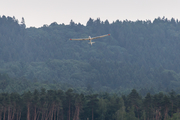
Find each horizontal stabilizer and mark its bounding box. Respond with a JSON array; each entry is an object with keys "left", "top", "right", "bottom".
[{"left": 89, "top": 42, "right": 95, "bottom": 45}]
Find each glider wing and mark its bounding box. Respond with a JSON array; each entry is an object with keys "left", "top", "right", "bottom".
[
  {"left": 70, "top": 38, "right": 90, "bottom": 41},
  {"left": 91, "top": 34, "right": 110, "bottom": 40}
]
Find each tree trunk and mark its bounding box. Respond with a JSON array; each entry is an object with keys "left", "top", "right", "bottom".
[
  {"left": 164, "top": 107, "right": 168, "bottom": 120},
  {"left": 92, "top": 108, "right": 93, "bottom": 120},
  {"left": 57, "top": 107, "right": 59, "bottom": 120},
  {"left": 76, "top": 106, "right": 80, "bottom": 120},
  {"left": 37, "top": 112, "right": 41, "bottom": 120},
  {"left": 16, "top": 112, "right": 18, "bottom": 120},
  {"left": 0, "top": 109, "right": 2, "bottom": 120},
  {"left": 54, "top": 107, "right": 56, "bottom": 120},
  {"left": 3, "top": 107, "right": 6, "bottom": 120},
  {"left": 41, "top": 109, "right": 45, "bottom": 120},
  {"left": 51, "top": 104, "right": 55, "bottom": 120},
  {"left": 73, "top": 106, "right": 76, "bottom": 120},
  {"left": 11, "top": 107, "right": 16, "bottom": 120},
  {"left": 62, "top": 109, "right": 64, "bottom": 120},
  {"left": 8, "top": 106, "right": 10, "bottom": 120},
  {"left": 68, "top": 100, "right": 70, "bottom": 120},
  {"left": 34, "top": 106, "right": 37, "bottom": 120},
  {"left": 18, "top": 111, "right": 21, "bottom": 120},
  {"left": 27, "top": 103, "right": 30, "bottom": 120},
  {"left": 73, "top": 103, "right": 81, "bottom": 120}
]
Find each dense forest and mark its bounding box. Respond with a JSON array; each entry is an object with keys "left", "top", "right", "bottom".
[
  {"left": 0, "top": 88, "right": 180, "bottom": 120},
  {"left": 0, "top": 15, "right": 180, "bottom": 94}
]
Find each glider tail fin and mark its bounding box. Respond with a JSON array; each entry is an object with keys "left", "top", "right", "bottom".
[{"left": 89, "top": 42, "right": 95, "bottom": 45}]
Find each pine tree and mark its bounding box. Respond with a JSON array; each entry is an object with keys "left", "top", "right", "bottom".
[
  {"left": 143, "top": 93, "right": 153, "bottom": 120},
  {"left": 65, "top": 89, "right": 74, "bottom": 120},
  {"left": 87, "top": 94, "right": 99, "bottom": 120}
]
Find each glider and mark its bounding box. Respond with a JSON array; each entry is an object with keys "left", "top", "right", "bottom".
[{"left": 70, "top": 34, "right": 110, "bottom": 45}]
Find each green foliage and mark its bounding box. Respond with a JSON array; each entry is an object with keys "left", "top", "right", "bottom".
[
  {"left": 1, "top": 60, "right": 180, "bottom": 94},
  {"left": 1, "top": 15, "right": 180, "bottom": 94},
  {"left": 125, "top": 107, "right": 138, "bottom": 120},
  {"left": 169, "top": 111, "right": 180, "bottom": 120},
  {"left": 0, "top": 88, "right": 180, "bottom": 120}
]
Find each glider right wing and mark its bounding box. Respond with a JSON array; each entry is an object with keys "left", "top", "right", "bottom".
[{"left": 91, "top": 34, "right": 110, "bottom": 40}]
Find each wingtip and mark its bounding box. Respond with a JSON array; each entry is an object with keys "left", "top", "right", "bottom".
[
  {"left": 70, "top": 39, "right": 72, "bottom": 40},
  {"left": 108, "top": 34, "right": 110, "bottom": 36}
]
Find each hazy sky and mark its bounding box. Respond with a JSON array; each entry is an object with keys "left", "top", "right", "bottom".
[{"left": 1, "top": 0, "right": 180, "bottom": 28}]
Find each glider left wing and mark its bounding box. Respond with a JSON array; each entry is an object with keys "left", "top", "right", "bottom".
[{"left": 70, "top": 38, "right": 90, "bottom": 41}]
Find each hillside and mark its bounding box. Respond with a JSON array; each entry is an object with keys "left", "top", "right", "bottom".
[{"left": 0, "top": 15, "right": 180, "bottom": 93}]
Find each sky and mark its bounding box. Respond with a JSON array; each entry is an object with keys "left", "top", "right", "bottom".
[{"left": 1, "top": 0, "right": 180, "bottom": 28}]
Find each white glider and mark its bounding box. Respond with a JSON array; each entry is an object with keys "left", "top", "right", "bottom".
[{"left": 70, "top": 34, "right": 110, "bottom": 45}]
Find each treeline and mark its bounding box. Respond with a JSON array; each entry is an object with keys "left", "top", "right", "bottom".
[
  {"left": 1, "top": 15, "right": 180, "bottom": 70},
  {"left": 0, "top": 88, "right": 180, "bottom": 120},
  {"left": 1, "top": 15, "right": 180, "bottom": 92}
]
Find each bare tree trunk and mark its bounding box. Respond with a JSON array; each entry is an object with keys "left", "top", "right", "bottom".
[
  {"left": 68, "top": 100, "right": 71, "bottom": 120},
  {"left": 44, "top": 110, "right": 49, "bottom": 120},
  {"left": 54, "top": 107, "right": 57, "bottom": 120},
  {"left": 0, "top": 109, "right": 2, "bottom": 120},
  {"left": 76, "top": 106, "right": 80, "bottom": 120},
  {"left": 155, "top": 109, "right": 158, "bottom": 120},
  {"left": 34, "top": 106, "right": 37, "bottom": 120},
  {"left": 8, "top": 106, "right": 11, "bottom": 120},
  {"left": 41, "top": 112, "right": 44, "bottom": 120},
  {"left": 45, "top": 104, "right": 54, "bottom": 120},
  {"left": 41, "top": 110, "right": 45, "bottom": 120},
  {"left": 51, "top": 104, "right": 55, "bottom": 120},
  {"left": 164, "top": 108, "right": 168, "bottom": 120},
  {"left": 41, "top": 104, "right": 47, "bottom": 120},
  {"left": 19, "top": 112, "right": 21, "bottom": 120},
  {"left": 16, "top": 111, "right": 21, "bottom": 120},
  {"left": 16, "top": 112, "right": 18, "bottom": 120},
  {"left": 11, "top": 107, "right": 16, "bottom": 120},
  {"left": 57, "top": 107, "right": 59, "bottom": 120},
  {"left": 62, "top": 109, "right": 64, "bottom": 120},
  {"left": 73, "top": 104, "right": 81, "bottom": 120},
  {"left": 3, "top": 107, "right": 6, "bottom": 120},
  {"left": 27, "top": 103, "right": 30, "bottom": 120},
  {"left": 68, "top": 100, "right": 70, "bottom": 120},
  {"left": 37, "top": 111, "right": 41, "bottom": 120},
  {"left": 92, "top": 108, "right": 93, "bottom": 120},
  {"left": 73, "top": 107, "right": 77, "bottom": 120}
]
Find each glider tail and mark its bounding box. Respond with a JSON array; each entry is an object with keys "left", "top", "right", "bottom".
[{"left": 88, "top": 42, "right": 95, "bottom": 45}]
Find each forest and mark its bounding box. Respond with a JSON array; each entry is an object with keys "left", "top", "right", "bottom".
[
  {"left": 0, "top": 15, "right": 180, "bottom": 93},
  {"left": 1, "top": 88, "right": 180, "bottom": 120},
  {"left": 1, "top": 15, "right": 180, "bottom": 119}
]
